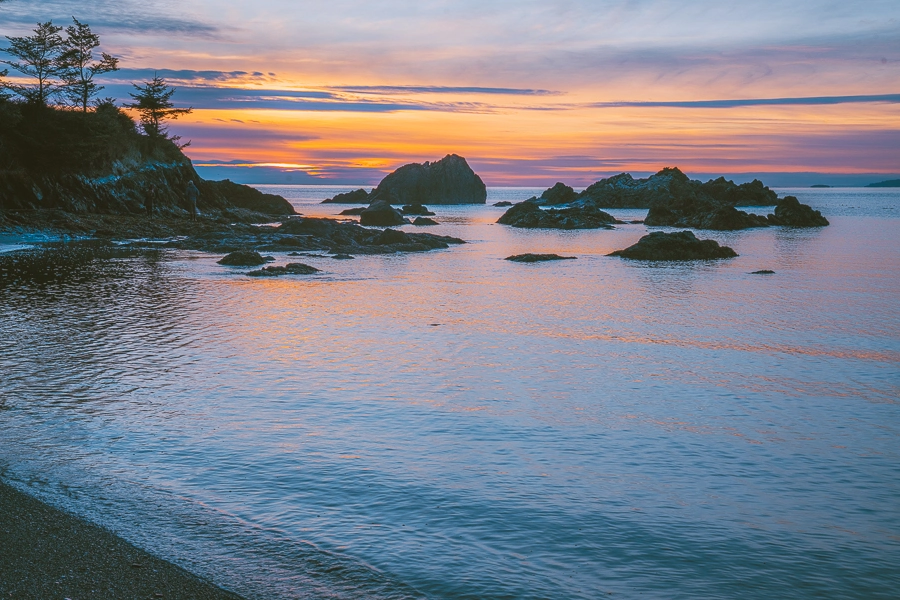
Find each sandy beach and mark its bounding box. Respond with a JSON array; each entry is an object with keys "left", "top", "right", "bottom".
[{"left": 0, "top": 480, "right": 244, "bottom": 600}]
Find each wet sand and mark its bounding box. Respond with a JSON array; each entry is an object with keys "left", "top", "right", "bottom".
[{"left": 0, "top": 480, "right": 245, "bottom": 600}]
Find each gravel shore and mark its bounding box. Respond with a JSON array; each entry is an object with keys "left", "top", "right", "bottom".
[{"left": 0, "top": 480, "right": 245, "bottom": 600}]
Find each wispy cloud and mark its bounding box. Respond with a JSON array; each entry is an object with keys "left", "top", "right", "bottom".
[
  {"left": 589, "top": 94, "right": 900, "bottom": 109},
  {"left": 2, "top": 0, "right": 219, "bottom": 36},
  {"left": 331, "top": 85, "right": 562, "bottom": 96}
]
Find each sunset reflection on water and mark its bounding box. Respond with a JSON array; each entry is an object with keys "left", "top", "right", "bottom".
[{"left": 1, "top": 188, "right": 898, "bottom": 599}]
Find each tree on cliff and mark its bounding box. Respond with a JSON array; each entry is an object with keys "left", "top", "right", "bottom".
[
  {"left": 2, "top": 21, "right": 66, "bottom": 105},
  {"left": 59, "top": 18, "right": 119, "bottom": 112},
  {"left": 125, "top": 75, "right": 192, "bottom": 144}
]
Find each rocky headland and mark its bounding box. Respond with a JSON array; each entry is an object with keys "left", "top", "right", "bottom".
[
  {"left": 322, "top": 154, "right": 486, "bottom": 205},
  {"left": 0, "top": 102, "right": 467, "bottom": 264}
]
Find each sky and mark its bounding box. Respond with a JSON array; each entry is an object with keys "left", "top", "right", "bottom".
[{"left": 3, "top": 0, "right": 899, "bottom": 185}]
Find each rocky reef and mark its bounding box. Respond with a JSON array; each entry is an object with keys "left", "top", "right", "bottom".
[
  {"left": 645, "top": 195, "right": 828, "bottom": 230},
  {"left": 574, "top": 168, "right": 777, "bottom": 209},
  {"left": 497, "top": 201, "right": 622, "bottom": 229},
  {"left": 609, "top": 231, "right": 738, "bottom": 260}
]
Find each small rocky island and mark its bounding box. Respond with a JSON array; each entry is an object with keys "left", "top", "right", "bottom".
[{"left": 323, "top": 154, "right": 487, "bottom": 205}]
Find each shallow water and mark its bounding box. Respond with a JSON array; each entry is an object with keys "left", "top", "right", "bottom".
[{"left": 1, "top": 187, "right": 898, "bottom": 599}]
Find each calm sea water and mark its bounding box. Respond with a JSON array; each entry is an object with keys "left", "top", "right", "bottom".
[{"left": 1, "top": 187, "right": 898, "bottom": 599}]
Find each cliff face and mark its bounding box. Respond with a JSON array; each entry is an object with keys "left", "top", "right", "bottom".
[
  {"left": 0, "top": 102, "right": 294, "bottom": 217},
  {"left": 371, "top": 154, "right": 487, "bottom": 205}
]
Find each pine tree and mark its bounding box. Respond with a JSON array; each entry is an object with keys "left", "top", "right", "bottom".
[
  {"left": 126, "top": 74, "right": 193, "bottom": 142},
  {"left": 2, "top": 21, "right": 66, "bottom": 105},
  {"left": 59, "top": 18, "right": 119, "bottom": 112}
]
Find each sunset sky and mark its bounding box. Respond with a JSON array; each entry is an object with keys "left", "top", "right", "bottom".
[{"left": 4, "top": 0, "right": 899, "bottom": 185}]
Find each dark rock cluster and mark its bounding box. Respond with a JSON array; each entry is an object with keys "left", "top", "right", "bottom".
[
  {"left": 496, "top": 201, "right": 622, "bottom": 230},
  {"left": 574, "top": 167, "right": 777, "bottom": 209},
  {"left": 645, "top": 195, "right": 829, "bottom": 230},
  {"left": 609, "top": 231, "right": 738, "bottom": 261}
]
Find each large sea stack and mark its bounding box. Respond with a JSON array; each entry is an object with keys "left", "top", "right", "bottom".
[{"left": 370, "top": 154, "right": 487, "bottom": 205}]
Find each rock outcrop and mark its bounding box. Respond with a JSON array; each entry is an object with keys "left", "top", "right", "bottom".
[
  {"left": 338, "top": 207, "right": 367, "bottom": 215},
  {"left": 322, "top": 188, "right": 370, "bottom": 204},
  {"left": 766, "top": 196, "right": 829, "bottom": 226},
  {"left": 505, "top": 253, "right": 577, "bottom": 262},
  {"left": 645, "top": 194, "right": 828, "bottom": 230},
  {"left": 609, "top": 231, "right": 738, "bottom": 260},
  {"left": 497, "top": 201, "right": 622, "bottom": 229},
  {"left": 359, "top": 199, "right": 409, "bottom": 226},
  {"left": 528, "top": 182, "right": 578, "bottom": 205},
  {"left": 644, "top": 196, "right": 770, "bottom": 230},
  {"left": 575, "top": 168, "right": 777, "bottom": 209},
  {"left": 401, "top": 204, "right": 435, "bottom": 215},
  {"left": 247, "top": 262, "right": 320, "bottom": 277},
  {"left": 412, "top": 217, "right": 438, "bottom": 225},
  {"left": 217, "top": 250, "right": 268, "bottom": 266},
  {"left": 370, "top": 154, "right": 486, "bottom": 205}
]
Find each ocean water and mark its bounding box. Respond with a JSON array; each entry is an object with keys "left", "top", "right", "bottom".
[{"left": 0, "top": 186, "right": 898, "bottom": 599}]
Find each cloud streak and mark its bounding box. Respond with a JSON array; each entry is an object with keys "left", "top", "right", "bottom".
[{"left": 589, "top": 94, "right": 900, "bottom": 109}]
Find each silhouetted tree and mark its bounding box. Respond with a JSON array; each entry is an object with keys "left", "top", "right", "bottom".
[
  {"left": 2, "top": 21, "right": 65, "bottom": 105},
  {"left": 125, "top": 74, "right": 192, "bottom": 143},
  {"left": 59, "top": 18, "right": 119, "bottom": 112}
]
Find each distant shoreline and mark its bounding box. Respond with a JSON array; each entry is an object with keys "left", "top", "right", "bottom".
[{"left": 0, "top": 479, "right": 245, "bottom": 600}]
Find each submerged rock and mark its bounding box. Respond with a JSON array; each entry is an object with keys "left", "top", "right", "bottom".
[
  {"left": 401, "top": 204, "right": 436, "bottom": 216},
  {"left": 322, "top": 188, "right": 369, "bottom": 204},
  {"left": 493, "top": 201, "right": 513, "bottom": 207},
  {"left": 497, "top": 201, "right": 621, "bottom": 229},
  {"left": 360, "top": 200, "right": 409, "bottom": 226},
  {"left": 767, "top": 196, "right": 829, "bottom": 227},
  {"left": 370, "top": 154, "right": 487, "bottom": 205},
  {"left": 412, "top": 217, "right": 439, "bottom": 225},
  {"left": 331, "top": 253, "right": 355, "bottom": 259},
  {"left": 750, "top": 269, "right": 775, "bottom": 274},
  {"left": 217, "top": 250, "right": 268, "bottom": 266},
  {"left": 246, "top": 262, "right": 320, "bottom": 277},
  {"left": 609, "top": 231, "right": 738, "bottom": 260},
  {"left": 505, "top": 253, "right": 577, "bottom": 262}
]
